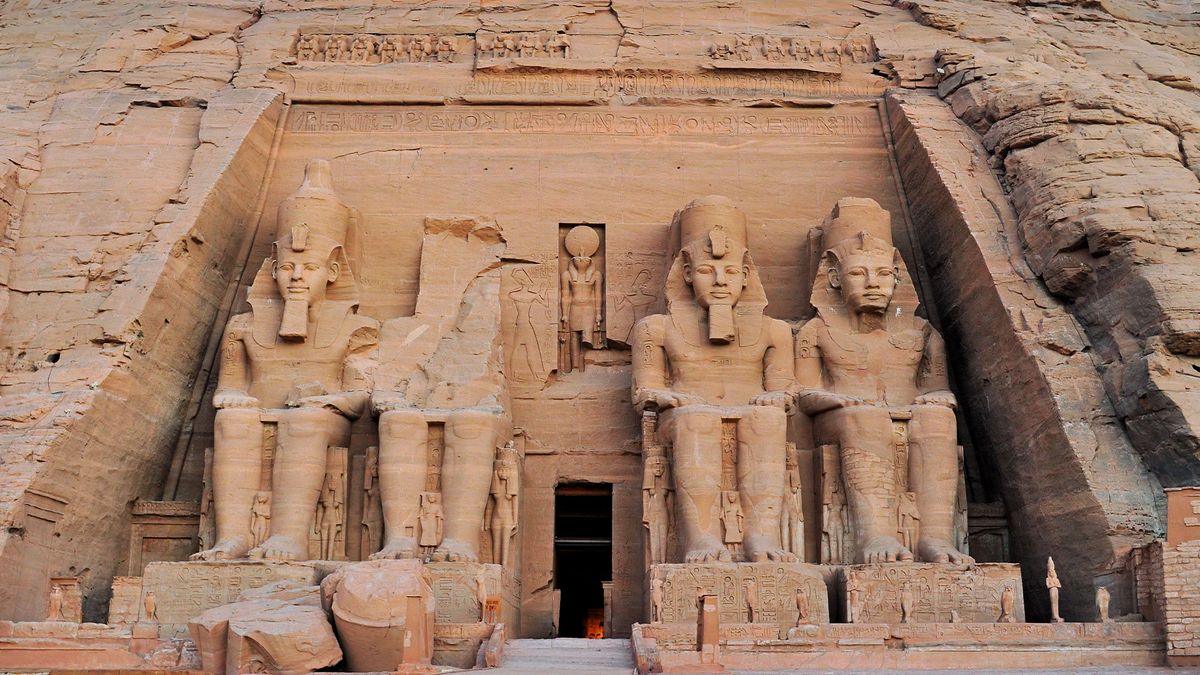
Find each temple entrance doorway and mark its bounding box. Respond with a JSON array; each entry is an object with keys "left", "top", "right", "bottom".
[{"left": 554, "top": 483, "right": 613, "bottom": 638}]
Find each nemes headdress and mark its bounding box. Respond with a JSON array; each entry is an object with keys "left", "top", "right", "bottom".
[
  {"left": 809, "top": 197, "right": 919, "bottom": 325},
  {"left": 247, "top": 159, "right": 361, "bottom": 345},
  {"left": 665, "top": 195, "right": 768, "bottom": 345}
]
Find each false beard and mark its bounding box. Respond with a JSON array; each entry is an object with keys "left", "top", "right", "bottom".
[
  {"left": 707, "top": 303, "right": 736, "bottom": 344},
  {"left": 278, "top": 297, "right": 309, "bottom": 340}
]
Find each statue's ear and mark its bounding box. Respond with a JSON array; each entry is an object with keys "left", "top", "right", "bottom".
[
  {"left": 824, "top": 251, "right": 841, "bottom": 289},
  {"left": 327, "top": 247, "right": 342, "bottom": 283},
  {"left": 270, "top": 243, "right": 280, "bottom": 279},
  {"left": 681, "top": 249, "right": 693, "bottom": 284}
]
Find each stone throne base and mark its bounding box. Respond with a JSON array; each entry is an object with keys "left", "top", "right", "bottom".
[
  {"left": 138, "top": 559, "right": 516, "bottom": 669},
  {"left": 650, "top": 563, "right": 831, "bottom": 627},
  {"left": 840, "top": 562, "right": 1024, "bottom": 623}
]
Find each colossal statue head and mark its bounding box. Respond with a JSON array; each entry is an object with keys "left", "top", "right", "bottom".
[
  {"left": 810, "top": 198, "right": 917, "bottom": 327},
  {"left": 248, "top": 159, "right": 359, "bottom": 343},
  {"left": 820, "top": 198, "right": 899, "bottom": 315},
  {"left": 679, "top": 195, "right": 750, "bottom": 312}
]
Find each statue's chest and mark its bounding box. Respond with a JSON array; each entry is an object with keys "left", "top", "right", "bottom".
[
  {"left": 664, "top": 331, "right": 765, "bottom": 371},
  {"left": 819, "top": 328, "right": 923, "bottom": 371},
  {"left": 244, "top": 340, "right": 347, "bottom": 374}
]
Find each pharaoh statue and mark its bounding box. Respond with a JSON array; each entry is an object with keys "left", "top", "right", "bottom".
[
  {"left": 192, "top": 159, "right": 378, "bottom": 561},
  {"left": 559, "top": 225, "right": 604, "bottom": 373},
  {"left": 794, "top": 197, "right": 970, "bottom": 564},
  {"left": 631, "top": 195, "right": 796, "bottom": 563},
  {"left": 370, "top": 215, "right": 513, "bottom": 564}
]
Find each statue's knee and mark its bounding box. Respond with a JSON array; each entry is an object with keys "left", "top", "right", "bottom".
[
  {"left": 447, "top": 410, "right": 500, "bottom": 441},
  {"left": 215, "top": 409, "right": 259, "bottom": 441},
  {"left": 836, "top": 405, "right": 891, "bottom": 436},
  {"left": 910, "top": 405, "right": 956, "bottom": 435},
  {"left": 379, "top": 410, "right": 427, "bottom": 440},
  {"left": 674, "top": 410, "right": 721, "bottom": 436},
  {"left": 279, "top": 407, "right": 342, "bottom": 437},
  {"left": 745, "top": 405, "right": 786, "bottom": 434}
]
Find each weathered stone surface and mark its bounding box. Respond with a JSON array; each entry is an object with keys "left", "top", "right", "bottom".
[
  {"left": 140, "top": 560, "right": 329, "bottom": 631},
  {"left": 320, "top": 558, "right": 435, "bottom": 671},
  {"left": 0, "top": 0, "right": 1193, "bottom": 652},
  {"left": 650, "top": 563, "right": 828, "bottom": 627},
  {"left": 189, "top": 584, "right": 342, "bottom": 675}
]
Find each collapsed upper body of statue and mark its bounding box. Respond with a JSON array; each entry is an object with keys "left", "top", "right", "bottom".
[{"left": 794, "top": 197, "right": 970, "bottom": 565}]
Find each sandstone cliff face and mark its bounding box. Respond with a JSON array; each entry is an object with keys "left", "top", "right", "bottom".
[{"left": 0, "top": 0, "right": 1194, "bottom": 623}]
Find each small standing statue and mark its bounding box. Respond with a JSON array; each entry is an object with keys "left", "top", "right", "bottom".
[
  {"left": 317, "top": 473, "right": 344, "bottom": 560},
  {"left": 361, "top": 449, "right": 382, "bottom": 559},
  {"left": 485, "top": 446, "right": 519, "bottom": 566},
  {"left": 143, "top": 591, "right": 159, "bottom": 623},
  {"left": 650, "top": 578, "right": 664, "bottom": 624},
  {"left": 559, "top": 225, "right": 603, "bottom": 373},
  {"left": 476, "top": 568, "right": 489, "bottom": 620},
  {"left": 1047, "top": 556, "right": 1064, "bottom": 623},
  {"left": 743, "top": 578, "right": 758, "bottom": 623},
  {"left": 642, "top": 451, "right": 673, "bottom": 565},
  {"left": 721, "top": 491, "right": 745, "bottom": 545},
  {"left": 897, "top": 492, "right": 920, "bottom": 554},
  {"left": 795, "top": 587, "right": 810, "bottom": 626},
  {"left": 998, "top": 586, "right": 1015, "bottom": 623},
  {"left": 846, "top": 575, "right": 863, "bottom": 623},
  {"left": 418, "top": 492, "right": 445, "bottom": 551},
  {"left": 47, "top": 584, "right": 66, "bottom": 622},
  {"left": 900, "top": 584, "right": 915, "bottom": 623},
  {"left": 949, "top": 609, "right": 961, "bottom": 623},
  {"left": 782, "top": 444, "right": 805, "bottom": 559},
  {"left": 250, "top": 492, "right": 271, "bottom": 548},
  {"left": 1096, "top": 586, "right": 1111, "bottom": 623}
]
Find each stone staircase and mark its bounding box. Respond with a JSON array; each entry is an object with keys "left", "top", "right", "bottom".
[{"left": 489, "top": 638, "right": 635, "bottom": 674}]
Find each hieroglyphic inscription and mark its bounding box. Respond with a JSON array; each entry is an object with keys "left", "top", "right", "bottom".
[
  {"left": 290, "top": 108, "right": 875, "bottom": 137},
  {"left": 842, "top": 563, "right": 1023, "bottom": 624},
  {"left": 140, "top": 561, "right": 322, "bottom": 628},
  {"left": 297, "top": 70, "right": 878, "bottom": 101},
  {"left": 427, "top": 562, "right": 503, "bottom": 624},
  {"left": 651, "top": 563, "right": 828, "bottom": 627}
]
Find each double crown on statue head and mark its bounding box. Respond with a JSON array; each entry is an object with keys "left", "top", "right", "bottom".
[
  {"left": 273, "top": 159, "right": 354, "bottom": 261},
  {"left": 677, "top": 195, "right": 749, "bottom": 259},
  {"left": 820, "top": 197, "right": 894, "bottom": 257}
]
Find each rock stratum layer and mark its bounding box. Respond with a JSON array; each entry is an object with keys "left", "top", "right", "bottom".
[{"left": 0, "top": 0, "right": 1194, "bottom": 626}]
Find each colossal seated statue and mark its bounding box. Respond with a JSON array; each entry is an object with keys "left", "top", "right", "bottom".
[
  {"left": 192, "top": 159, "right": 378, "bottom": 562},
  {"left": 631, "top": 196, "right": 796, "bottom": 564},
  {"left": 794, "top": 197, "right": 971, "bottom": 565},
  {"left": 369, "top": 217, "right": 513, "bottom": 564}
]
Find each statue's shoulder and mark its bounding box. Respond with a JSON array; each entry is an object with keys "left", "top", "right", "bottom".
[
  {"left": 796, "top": 314, "right": 830, "bottom": 338},
  {"left": 224, "top": 311, "right": 252, "bottom": 337},
  {"left": 762, "top": 316, "right": 794, "bottom": 342},
  {"left": 632, "top": 313, "right": 669, "bottom": 341}
]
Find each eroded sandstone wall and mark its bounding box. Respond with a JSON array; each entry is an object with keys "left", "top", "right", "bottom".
[{"left": 0, "top": 0, "right": 1193, "bottom": 626}]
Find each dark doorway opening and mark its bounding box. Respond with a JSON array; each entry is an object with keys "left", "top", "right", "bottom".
[{"left": 554, "top": 483, "right": 612, "bottom": 638}]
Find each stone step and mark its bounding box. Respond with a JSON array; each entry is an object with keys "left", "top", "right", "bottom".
[{"left": 494, "top": 638, "right": 635, "bottom": 673}]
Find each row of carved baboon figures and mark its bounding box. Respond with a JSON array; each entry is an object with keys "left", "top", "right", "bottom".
[
  {"left": 709, "top": 35, "right": 875, "bottom": 64},
  {"left": 294, "top": 31, "right": 572, "bottom": 63}
]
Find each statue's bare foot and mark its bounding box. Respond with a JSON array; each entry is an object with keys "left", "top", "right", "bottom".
[
  {"left": 684, "top": 538, "right": 731, "bottom": 563},
  {"left": 744, "top": 535, "right": 798, "bottom": 563},
  {"left": 190, "top": 536, "right": 251, "bottom": 561},
  {"left": 918, "top": 538, "right": 974, "bottom": 565},
  {"left": 430, "top": 538, "right": 479, "bottom": 563},
  {"left": 248, "top": 535, "right": 306, "bottom": 561},
  {"left": 370, "top": 538, "right": 418, "bottom": 560},
  {"left": 861, "top": 535, "right": 914, "bottom": 564}
]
